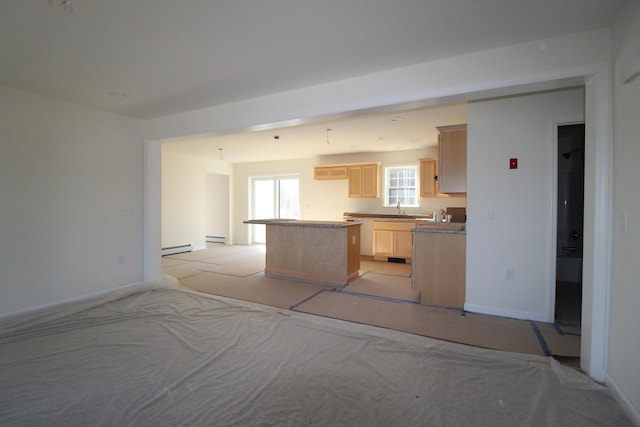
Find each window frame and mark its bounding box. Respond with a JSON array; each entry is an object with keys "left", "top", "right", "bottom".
[{"left": 383, "top": 165, "right": 419, "bottom": 208}]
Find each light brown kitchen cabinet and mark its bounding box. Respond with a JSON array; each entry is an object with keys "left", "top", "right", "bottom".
[
  {"left": 373, "top": 221, "right": 415, "bottom": 262},
  {"left": 437, "top": 124, "right": 467, "bottom": 194},
  {"left": 412, "top": 231, "right": 466, "bottom": 307},
  {"left": 419, "top": 157, "right": 452, "bottom": 198},
  {"left": 419, "top": 158, "right": 438, "bottom": 197},
  {"left": 314, "top": 165, "right": 349, "bottom": 180},
  {"left": 348, "top": 163, "right": 380, "bottom": 198}
]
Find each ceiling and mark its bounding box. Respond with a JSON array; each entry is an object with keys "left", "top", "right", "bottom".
[
  {"left": 1, "top": 0, "right": 628, "bottom": 162},
  {"left": 162, "top": 102, "right": 469, "bottom": 163}
]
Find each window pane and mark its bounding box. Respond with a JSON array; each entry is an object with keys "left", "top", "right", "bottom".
[
  {"left": 385, "top": 166, "right": 418, "bottom": 207},
  {"left": 278, "top": 178, "right": 300, "bottom": 219}
]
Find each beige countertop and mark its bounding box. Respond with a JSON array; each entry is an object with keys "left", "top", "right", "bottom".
[
  {"left": 244, "top": 219, "right": 361, "bottom": 228},
  {"left": 343, "top": 212, "right": 432, "bottom": 220},
  {"left": 413, "top": 225, "right": 466, "bottom": 234}
]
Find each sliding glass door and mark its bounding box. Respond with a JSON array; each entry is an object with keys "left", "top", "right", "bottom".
[{"left": 250, "top": 176, "right": 300, "bottom": 244}]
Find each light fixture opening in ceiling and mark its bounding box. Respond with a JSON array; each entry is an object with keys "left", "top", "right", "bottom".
[
  {"left": 109, "top": 91, "right": 129, "bottom": 100},
  {"left": 49, "top": 0, "right": 73, "bottom": 14}
]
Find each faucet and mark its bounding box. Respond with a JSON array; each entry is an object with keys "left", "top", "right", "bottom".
[{"left": 396, "top": 200, "right": 402, "bottom": 214}]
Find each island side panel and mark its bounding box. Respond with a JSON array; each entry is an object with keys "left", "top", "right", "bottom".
[
  {"left": 264, "top": 223, "right": 360, "bottom": 285},
  {"left": 264, "top": 224, "right": 304, "bottom": 277},
  {"left": 346, "top": 224, "right": 361, "bottom": 281},
  {"left": 413, "top": 231, "right": 466, "bottom": 307},
  {"left": 302, "top": 226, "right": 348, "bottom": 284}
]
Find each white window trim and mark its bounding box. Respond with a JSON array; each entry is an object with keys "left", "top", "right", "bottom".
[{"left": 383, "top": 165, "right": 419, "bottom": 208}]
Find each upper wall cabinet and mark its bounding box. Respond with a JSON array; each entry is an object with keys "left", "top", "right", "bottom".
[
  {"left": 314, "top": 165, "right": 349, "bottom": 180},
  {"left": 348, "top": 163, "right": 380, "bottom": 198},
  {"left": 419, "top": 158, "right": 438, "bottom": 197},
  {"left": 437, "top": 124, "right": 467, "bottom": 194}
]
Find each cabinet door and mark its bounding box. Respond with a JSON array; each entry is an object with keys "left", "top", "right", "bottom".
[
  {"left": 438, "top": 125, "right": 467, "bottom": 193},
  {"left": 419, "top": 158, "right": 437, "bottom": 197},
  {"left": 361, "top": 163, "right": 379, "bottom": 198},
  {"left": 330, "top": 166, "right": 349, "bottom": 179},
  {"left": 348, "top": 166, "right": 363, "bottom": 197},
  {"left": 314, "top": 166, "right": 332, "bottom": 180},
  {"left": 348, "top": 164, "right": 379, "bottom": 198},
  {"left": 394, "top": 230, "right": 413, "bottom": 259},
  {"left": 315, "top": 165, "right": 348, "bottom": 180},
  {"left": 373, "top": 229, "right": 394, "bottom": 256}
]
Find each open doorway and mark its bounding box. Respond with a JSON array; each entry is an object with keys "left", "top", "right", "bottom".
[{"left": 555, "top": 123, "right": 585, "bottom": 324}]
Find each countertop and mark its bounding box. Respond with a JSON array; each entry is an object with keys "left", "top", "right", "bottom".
[
  {"left": 343, "top": 212, "right": 432, "bottom": 220},
  {"left": 413, "top": 225, "right": 466, "bottom": 234},
  {"left": 244, "top": 219, "right": 361, "bottom": 228}
]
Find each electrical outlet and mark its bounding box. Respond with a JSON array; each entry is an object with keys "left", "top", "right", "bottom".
[{"left": 505, "top": 268, "right": 515, "bottom": 280}]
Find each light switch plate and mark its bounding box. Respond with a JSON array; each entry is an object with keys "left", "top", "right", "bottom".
[{"left": 484, "top": 208, "right": 495, "bottom": 220}]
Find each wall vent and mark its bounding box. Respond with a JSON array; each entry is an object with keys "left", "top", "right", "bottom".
[{"left": 161, "top": 244, "right": 192, "bottom": 256}]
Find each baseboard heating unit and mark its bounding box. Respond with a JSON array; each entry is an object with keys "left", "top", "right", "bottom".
[
  {"left": 162, "top": 244, "right": 192, "bottom": 256},
  {"left": 206, "top": 235, "right": 226, "bottom": 244}
]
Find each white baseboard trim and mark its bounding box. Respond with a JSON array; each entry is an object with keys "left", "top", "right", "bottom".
[
  {"left": 0, "top": 281, "right": 146, "bottom": 321},
  {"left": 607, "top": 374, "right": 640, "bottom": 426},
  {"left": 463, "top": 303, "right": 549, "bottom": 322}
]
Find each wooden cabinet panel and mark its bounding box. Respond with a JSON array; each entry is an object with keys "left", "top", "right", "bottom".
[
  {"left": 437, "top": 124, "right": 467, "bottom": 194},
  {"left": 420, "top": 158, "right": 437, "bottom": 197},
  {"left": 361, "top": 163, "right": 379, "bottom": 198},
  {"left": 316, "top": 162, "right": 379, "bottom": 197},
  {"left": 265, "top": 223, "right": 361, "bottom": 285},
  {"left": 348, "top": 166, "right": 362, "bottom": 197},
  {"left": 373, "top": 221, "right": 415, "bottom": 261},
  {"left": 394, "top": 230, "right": 413, "bottom": 258},
  {"left": 412, "top": 232, "right": 466, "bottom": 307},
  {"left": 348, "top": 163, "right": 379, "bottom": 198},
  {"left": 314, "top": 165, "right": 349, "bottom": 180},
  {"left": 373, "top": 229, "right": 394, "bottom": 256}
]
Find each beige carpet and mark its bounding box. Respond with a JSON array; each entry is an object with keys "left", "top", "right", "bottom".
[{"left": 164, "top": 244, "right": 580, "bottom": 358}]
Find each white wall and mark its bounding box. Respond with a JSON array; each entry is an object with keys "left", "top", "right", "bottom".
[
  {"left": 466, "top": 89, "right": 584, "bottom": 321},
  {"left": 141, "top": 27, "right": 617, "bottom": 386},
  {"left": 231, "top": 148, "right": 466, "bottom": 244},
  {"left": 608, "top": 1, "right": 640, "bottom": 422},
  {"left": 0, "top": 85, "right": 145, "bottom": 316},
  {"left": 161, "top": 147, "right": 232, "bottom": 249}
]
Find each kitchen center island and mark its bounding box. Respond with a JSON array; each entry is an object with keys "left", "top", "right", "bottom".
[{"left": 244, "top": 219, "right": 362, "bottom": 285}]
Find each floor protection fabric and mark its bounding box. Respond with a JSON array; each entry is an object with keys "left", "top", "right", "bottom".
[{"left": 0, "top": 282, "right": 631, "bottom": 426}]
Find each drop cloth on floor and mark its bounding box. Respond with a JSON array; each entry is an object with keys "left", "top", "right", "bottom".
[{"left": 0, "top": 280, "right": 631, "bottom": 426}]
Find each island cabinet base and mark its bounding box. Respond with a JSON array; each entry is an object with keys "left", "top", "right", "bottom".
[
  {"left": 412, "top": 231, "right": 466, "bottom": 308},
  {"left": 265, "top": 223, "right": 361, "bottom": 286}
]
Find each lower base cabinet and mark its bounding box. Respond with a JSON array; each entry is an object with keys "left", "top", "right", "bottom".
[
  {"left": 412, "top": 231, "right": 466, "bottom": 307},
  {"left": 373, "top": 221, "right": 415, "bottom": 262}
]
